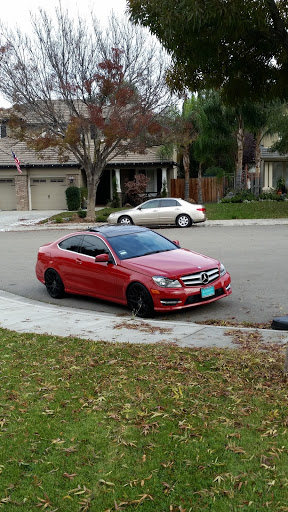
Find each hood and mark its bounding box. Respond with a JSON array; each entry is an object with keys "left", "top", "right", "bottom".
[{"left": 121, "top": 248, "right": 219, "bottom": 278}]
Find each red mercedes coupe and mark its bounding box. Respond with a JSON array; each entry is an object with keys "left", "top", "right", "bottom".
[{"left": 36, "top": 225, "right": 231, "bottom": 317}]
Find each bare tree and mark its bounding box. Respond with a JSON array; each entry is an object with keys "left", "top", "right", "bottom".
[{"left": 0, "top": 7, "right": 172, "bottom": 220}]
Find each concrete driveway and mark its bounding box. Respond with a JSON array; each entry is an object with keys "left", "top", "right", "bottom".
[{"left": 0, "top": 210, "right": 65, "bottom": 231}]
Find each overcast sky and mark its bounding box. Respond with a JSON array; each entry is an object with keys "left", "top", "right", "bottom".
[
  {"left": 1, "top": 0, "right": 128, "bottom": 26},
  {"left": 0, "top": 0, "right": 128, "bottom": 107}
]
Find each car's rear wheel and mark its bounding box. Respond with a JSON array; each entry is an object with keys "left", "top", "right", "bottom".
[
  {"left": 127, "top": 282, "right": 154, "bottom": 318},
  {"left": 176, "top": 214, "right": 192, "bottom": 228},
  {"left": 118, "top": 215, "right": 133, "bottom": 225},
  {"left": 45, "top": 269, "right": 65, "bottom": 298}
]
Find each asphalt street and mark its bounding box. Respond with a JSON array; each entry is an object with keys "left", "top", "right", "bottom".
[{"left": 0, "top": 220, "right": 287, "bottom": 325}]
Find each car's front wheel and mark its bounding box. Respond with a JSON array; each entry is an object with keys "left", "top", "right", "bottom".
[
  {"left": 127, "top": 282, "right": 154, "bottom": 318},
  {"left": 118, "top": 215, "right": 133, "bottom": 225},
  {"left": 176, "top": 214, "right": 192, "bottom": 228},
  {"left": 45, "top": 269, "right": 65, "bottom": 298}
]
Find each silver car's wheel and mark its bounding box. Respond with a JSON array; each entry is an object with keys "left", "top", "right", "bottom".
[
  {"left": 118, "top": 215, "right": 133, "bottom": 225},
  {"left": 176, "top": 214, "right": 192, "bottom": 228}
]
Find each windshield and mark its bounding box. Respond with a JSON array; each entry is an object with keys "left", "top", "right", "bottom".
[{"left": 108, "top": 230, "right": 178, "bottom": 260}]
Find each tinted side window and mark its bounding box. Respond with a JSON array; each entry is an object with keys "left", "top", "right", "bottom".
[
  {"left": 140, "top": 199, "right": 160, "bottom": 210},
  {"left": 160, "top": 199, "right": 178, "bottom": 207},
  {"left": 80, "top": 235, "right": 109, "bottom": 258},
  {"left": 58, "top": 235, "right": 83, "bottom": 253}
]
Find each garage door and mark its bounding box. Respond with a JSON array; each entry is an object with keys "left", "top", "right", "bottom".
[
  {"left": 30, "top": 178, "right": 67, "bottom": 210},
  {"left": 0, "top": 179, "right": 16, "bottom": 210}
]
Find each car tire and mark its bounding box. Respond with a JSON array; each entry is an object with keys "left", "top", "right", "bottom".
[
  {"left": 176, "top": 214, "right": 192, "bottom": 228},
  {"left": 271, "top": 316, "right": 288, "bottom": 330},
  {"left": 127, "top": 282, "right": 154, "bottom": 318},
  {"left": 45, "top": 269, "right": 65, "bottom": 299},
  {"left": 118, "top": 215, "right": 133, "bottom": 225}
]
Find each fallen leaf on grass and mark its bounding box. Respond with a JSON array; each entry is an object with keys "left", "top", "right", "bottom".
[
  {"left": 115, "top": 494, "right": 153, "bottom": 508},
  {"left": 225, "top": 443, "right": 246, "bottom": 454},
  {"left": 63, "top": 473, "right": 77, "bottom": 479},
  {"left": 99, "top": 479, "right": 115, "bottom": 487}
]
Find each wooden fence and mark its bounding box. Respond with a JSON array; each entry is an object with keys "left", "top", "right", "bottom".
[{"left": 171, "top": 177, "right": 225, "bottom": 203}]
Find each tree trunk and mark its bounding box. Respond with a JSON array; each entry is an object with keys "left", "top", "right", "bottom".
[
  {"left": 197, "top": 162, "right": 203, "bottom": 204},
  {"left": 86, "top": 169, "right": 99, "bottom": 222},
  {"left": 254, "top": 131, "right": 262, "bottom": 197},
  {"left": 235, "top": 114, "right": 244, "bottom": 192},
  {"left": 183, "top": 146, "right": 190, "bottom": 200}
]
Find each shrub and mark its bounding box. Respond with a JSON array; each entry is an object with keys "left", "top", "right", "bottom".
[
  {"left": 77, "top": 209, "right": 87, "bottom": 218},
  {"left": 221, "top": 190, "right": 257, "bottom": 203},
  {"left": 65, "top": 186, "right": 81, "bottom": 211},
  {"left": 259, "top": 191, "right": 286, "bottom": 201},
  {"left": 161, "top": 179, "right": 168, "bottom": 197},
  {"left": 110, "top": 176, "right": 120, "bottom": 208},
  {"left": 125, "top": 173, "right": 149, "bottom": 205}
]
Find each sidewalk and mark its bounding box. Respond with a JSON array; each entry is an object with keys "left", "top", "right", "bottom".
[{"left": 0, "top": 290, "right": 287, "bottom": 350}]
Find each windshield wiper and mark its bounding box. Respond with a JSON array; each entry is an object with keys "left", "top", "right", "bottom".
[{"left": 142, "top": 249, "right": 171, "bottom": 256}]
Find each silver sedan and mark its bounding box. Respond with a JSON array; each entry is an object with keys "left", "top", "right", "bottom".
[{"left": 107, "top": 197, "right": 207, "bottom": 228}]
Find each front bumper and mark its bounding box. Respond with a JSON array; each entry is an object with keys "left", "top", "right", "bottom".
[{"left": 150, "top": 273, "right": 232, "bottom": 312}]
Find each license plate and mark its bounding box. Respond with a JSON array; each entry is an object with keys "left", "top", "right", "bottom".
[{"left": 201, "top": 286, "right": 215, "bottom": 298}]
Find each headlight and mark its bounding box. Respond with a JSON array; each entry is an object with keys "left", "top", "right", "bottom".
[
  {"left": 220, "top": 263, "right": 226, "bottom": 276},
  {"left": 152, "top": 276, "right": 182, "bottom": 288}
]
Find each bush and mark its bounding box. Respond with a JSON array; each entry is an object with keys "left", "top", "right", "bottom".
[
  {"left": 259, "top": 191, "right": 286, "bottom": 201},
  {"left": 65, "top": 186, "right": 81, "bottom": 211},
  {"left": 221, "top": 190, "right": 257, "bottom": 203},
  {"left": 110, "top": 177, "right": 120, "bottom": 208},
  {"left": 125, "top": 173, "right": 149, "bottom": 205},
  {"left": 77, "top": 209, "right": 87, "bottom": 218}
]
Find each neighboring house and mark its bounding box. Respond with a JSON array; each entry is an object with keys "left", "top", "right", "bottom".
[
  {"left": 0, "top": 110, "right": 178, "bottom": 211},
  {"left": 260, "top": 134, "right": 288, "bottom": 191}
]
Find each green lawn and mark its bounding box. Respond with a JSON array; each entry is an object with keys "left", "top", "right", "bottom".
[
  {"left": 205, "top": 201, "right": 288, "bottom": 220},
  {"left": 45, "top": 200, "right": 288, "bottom": 224},
  {"left": 1, "top": 328, "right": 287, "bottom": 511}
]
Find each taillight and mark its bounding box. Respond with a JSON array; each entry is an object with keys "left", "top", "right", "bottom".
[{"left": 197, "top": 207, "right": 206, "bottom": 212}]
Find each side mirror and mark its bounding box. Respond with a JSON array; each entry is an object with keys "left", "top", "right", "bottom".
[
  {"left": 95, "top": 253, "right": 109, "bottom": 262},
  {"left": 173, "top": 240, "right": 180, "bottom": 246}
]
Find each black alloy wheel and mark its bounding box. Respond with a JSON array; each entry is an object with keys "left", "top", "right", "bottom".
[
  {"left": 127, "top": 282, "right": 154, "bottom": 318},
  {"left": 176, "top": 214, "right": 191, "bottom": 228},
  {"left": 118, "top": 215, "right": 133, "bottom": 225},
  {"left": 45, "top": 269, "right": 65, "bottom": 299}
]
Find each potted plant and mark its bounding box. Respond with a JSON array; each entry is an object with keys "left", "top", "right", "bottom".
[{"left": 276, "top": 176, "right": 286, "bottom": 195}]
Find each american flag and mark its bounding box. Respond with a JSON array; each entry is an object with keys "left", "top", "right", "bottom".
[{"left": 11, "top": 151, "right": 22, "bottom": 174}]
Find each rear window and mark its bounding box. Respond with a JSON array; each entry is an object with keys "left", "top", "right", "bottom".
[{"left": 58, "top": 235, "right": 83, "bottom": 253}]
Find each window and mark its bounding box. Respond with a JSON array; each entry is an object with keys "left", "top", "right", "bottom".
[
  {"left": 59, "top": 235, "right": 83, "bottom": 253},
  {"left": 0, "top": 125, "right": 7, "bottom": 138},
  {"left": 159, "top": 199, "right": 178, "bottom": 207},
  {"left": 80, "top": 235, "right": 110, "bottom": 258},
  {"left": 140, "top": 199, "right": 160, "bottom": 210}
]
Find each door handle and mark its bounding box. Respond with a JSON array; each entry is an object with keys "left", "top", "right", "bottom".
[{"left": 76, "top": 258, "right": 82, "bottom": 265}]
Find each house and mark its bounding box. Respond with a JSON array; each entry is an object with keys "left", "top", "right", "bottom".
[
  {"left": 260, "top": 134, "right": 288, "bottom": 191},
  {"left": 0, "top": 109, "right": 178, "bottom": 211}
]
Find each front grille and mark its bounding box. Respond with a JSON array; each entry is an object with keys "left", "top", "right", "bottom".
[
  {"left": 184, "top": 287, "right": 224, "bottom": 305},
  {"left": 181, "top": 267, "right": 219, "bottom": 286}
]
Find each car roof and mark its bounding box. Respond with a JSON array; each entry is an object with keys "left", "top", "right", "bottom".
[{"left": 86, "top": 224, "right": 150, "bottom": 239}]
